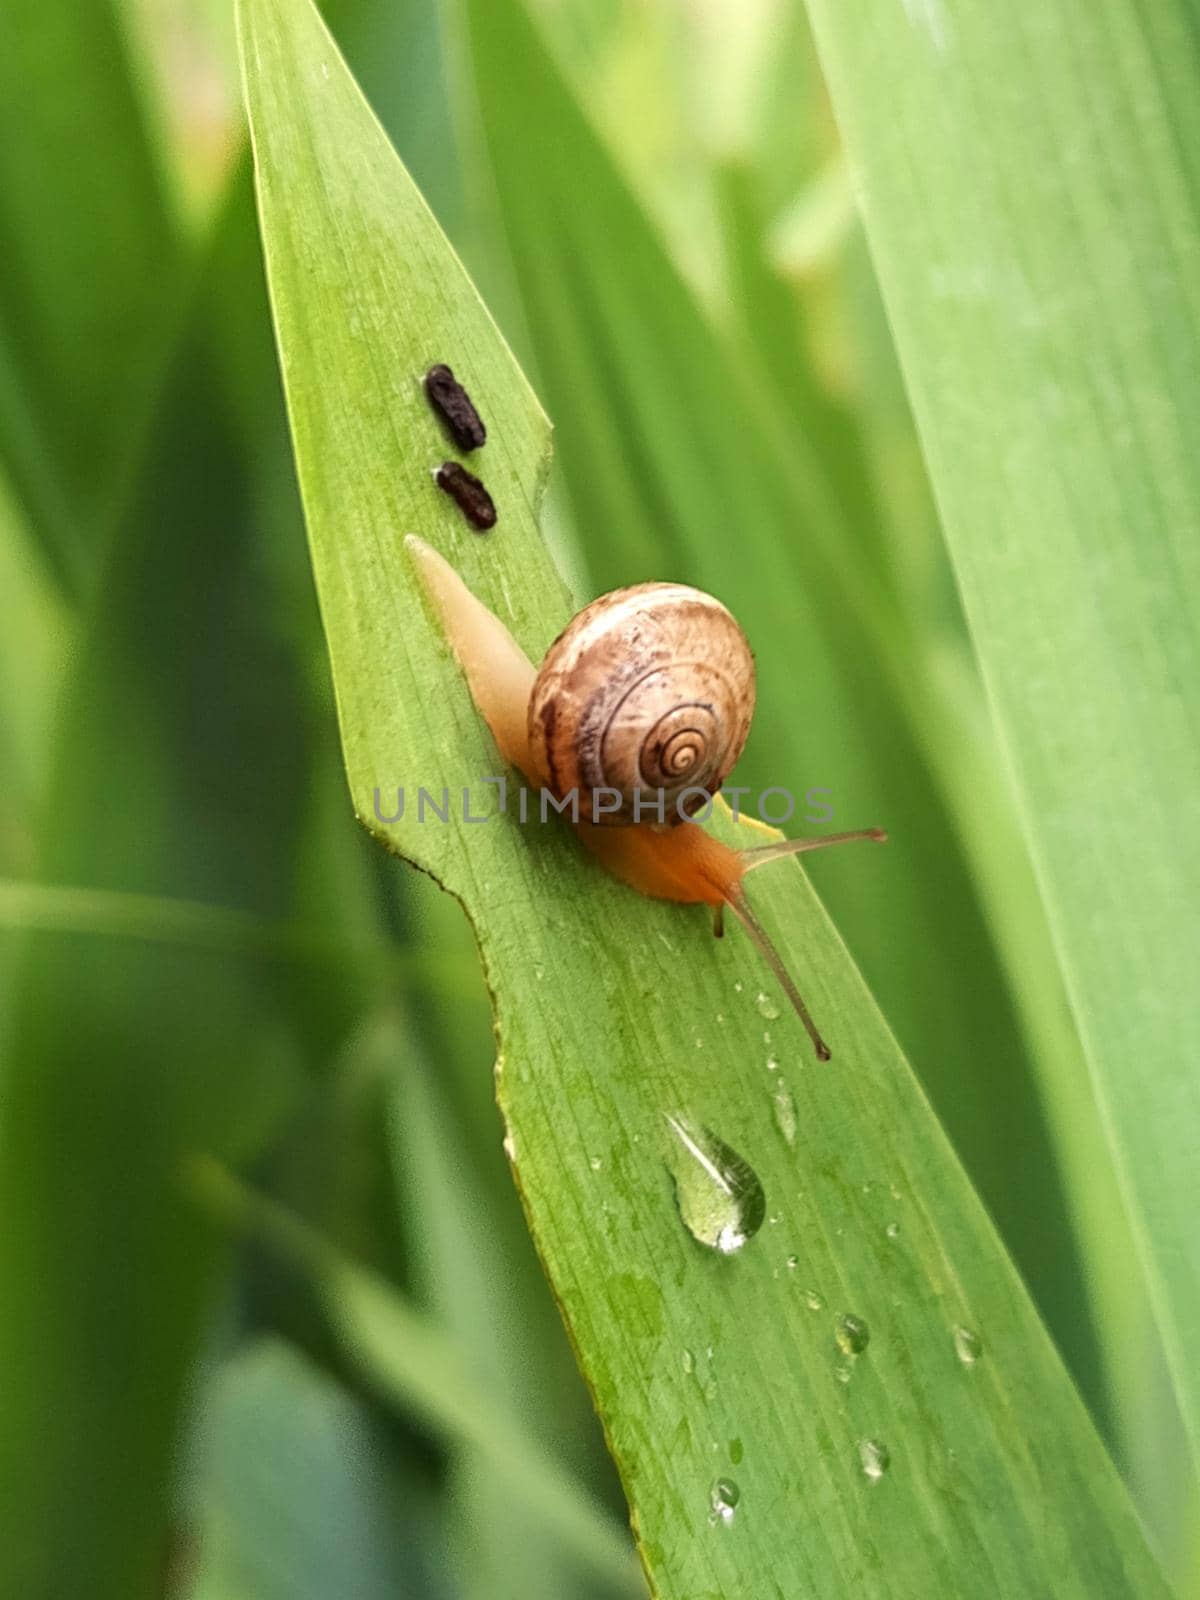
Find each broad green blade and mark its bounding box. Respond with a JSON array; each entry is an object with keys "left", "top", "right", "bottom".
[
  {"left": 241, "top": 1, "right": 1170, "bottom": 1593},
  {"left": 188, "top": 1339, "right": 435, "bottom": 1600},
  {"left": 0, "top": 0, "right": 183, "bottom": 592},
  {"left": 386, "top": 1021, "right": 607, "bottom": 1599},
  {"left": 452, "top": 0, "right": 1106, "bottom": 1422},
  {"left": 801, "top": 0, "right": 1200, "bottom": 1468},
  {"left": 192, "top": 1160, "right": 640, "bottom": 1595},
  {"left": 0, "top": 174, "right": 372, "bottom": 1600}
]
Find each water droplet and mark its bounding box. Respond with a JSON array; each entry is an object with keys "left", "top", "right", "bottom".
[
  {"left": 885, "top": 1221, "right": 900, "bottom": 1240},
  {"left": 835, "top": 1314, "right": 870, "bottom": 1356},
  {"left": 708, "top": 1476, "right": 740, "bottom": 1525},
  {"left": 859, "top": 1439, "right": 890, "bottom": 1482},
  {"left": 765, "top": 1054, "right": 780, "bottom": 1073},
  {"left": 589, "top": 1156, "right": 603, "bottom": 1171},
  {"left": 803, "top": 1288, "right": 825, "bottom": 1311},
  {"left": 834, "top": 1362, "right": 853, "bottom": 1384},
  {"left": 682, "top": 1347, "right": 695, "bottom": 1374},
  {"left": 772, "top": 1084, "right": 798, "bottom": 1145},
  {"left": 664, "top": 1114, "right": 766, "bottom": 1255},
  {"left": 502, "top": 1131, "right": 517, "bottom": 1162},
  {"left": 733, "top": 980, "right": 744, "bottom": 994},
  {"left": 954, "top": 1325, "right": 983, "bottom": 1365},
  {"left": 756, "top": 991, "right": 781, "bottom": 1021},
  {"left": 729, "top": 1438, "right": 744, "bottom": 1465},
  {"left": 786, "top": 1254, "right": 799, "bottom": 1271}
]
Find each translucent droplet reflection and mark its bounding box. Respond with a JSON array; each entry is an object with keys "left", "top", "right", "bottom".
[
  {"left": 859, "top": 1439, "right": 890, "bottom": 1483},
  {"left": 664, "top": 1114, "right": 765, "bottom": 1255},
  {"left": 709, "top": 1476, "right": 741, "bottom": 1525},
  {"left": 954, "top": 1325, "right": 983, "bottom": 1365}
]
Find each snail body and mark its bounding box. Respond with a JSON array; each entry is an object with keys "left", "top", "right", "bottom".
[{"left": 407, "top": 536, "right": 884, "bottom": 1057}]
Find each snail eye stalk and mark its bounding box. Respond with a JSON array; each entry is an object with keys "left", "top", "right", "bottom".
[
  {"left": 725, "top": 827, "right": 887, "bottom": 1061},
  {"left": 738, "top": 828, "right": 887, "bottom": 876}
]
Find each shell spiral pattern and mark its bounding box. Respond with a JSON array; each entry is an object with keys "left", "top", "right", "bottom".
[{"left": 528, "top": 583, "right": 756, "bottom": 826}]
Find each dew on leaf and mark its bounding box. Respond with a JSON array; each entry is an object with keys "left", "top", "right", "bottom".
[
  {"left": 835, "top": 1313, "right": 870, "bottom": 1356},
  {"left": 664, "top": 1114, "right": 766, "bottom": 1255},
  {"left": 954, "top": 1325, "right": 983, "bottom": 1365},
  {"left": 709, "top": 1476, "right": 741, "bottom": 1525},
  {"left": 859, "top": 1439, "right": 890, "bottom": 1482}
]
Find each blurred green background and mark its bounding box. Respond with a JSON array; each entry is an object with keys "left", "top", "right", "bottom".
[{"left": 0, "top": 1, "right": 1194, "bottom": 1596}]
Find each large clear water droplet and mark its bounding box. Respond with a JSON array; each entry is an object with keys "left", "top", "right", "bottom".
[
  {"left": 954, "top": 1325, "right": 983, "bottom": 1365},
  {"left": 664, "top": 1115, "right": 765, "bottom": 1255},
  {"left": 709, "top": 1476, "right": 741, "bottom": 1525},
  {"left": 755, "top": 991, "right": 781, "bottom": 1021},
  {"left": 859, "top": 1439, "right": 890, "bottom": 1482},
  {"left": 835, "top": 1313, "right": 870, "bottom": 1356}
]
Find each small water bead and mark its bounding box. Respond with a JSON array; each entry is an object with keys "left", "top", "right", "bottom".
[
  {"left": 835, "top": 1314, "right": 870, "bottom": 1356},
  {"left": 804, "top": 1288, "right": 825, "bottom": 1312},
  {"left": 772, "top": 1084, "right": 798, "bottom": 1146},
  {"left": 709, "top": 1477, "right": 741, "bottom": 1525},
  {"left": 885, "top": 1221, "right": 900, "bottom": 1240},
  {"left": 786, "top": 1255, "right": 799, "bottom": 1271},
  {"left": 765, "top": 1054, "right": 780, "bottom": 1073},
  {"left": 682, "top": 1348, "right": 695, "bottom": 1375},
  {"left": 859, "top": 1439, "right": 890, "bottom": 1483},
  {"left": 756, "top": 992, "right": 781, "bottom": 1021},
  {"left": 502, "top": 1131, "right": 517, "bottom": 1161},
  {"left": 589, "top": 1156, "right": 603, "bottom": 1171},
  {"left": 954, "top": 1325, "right": 984, "bottom": 1366},
  {"left": 834, "top": 1362, "right": 852, "bottom": 1385},
  {"left": 664, "top": 1115, "right": 766, "bottom": 1255}
]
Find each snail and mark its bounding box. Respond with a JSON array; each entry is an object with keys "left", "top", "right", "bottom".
[{"left": 406, "top": 536, "right": 886, "bottom": 1058}]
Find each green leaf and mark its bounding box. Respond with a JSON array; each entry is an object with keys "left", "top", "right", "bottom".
[
  {"left": 0, "top": 0, "right": 184, "bottom": 591},
  {"left": 386, "top": 1018, "right": 612, "bottom": 1599},
  {"left": 801, "top": 0, "right": 1200, "bottom": 1470},
  {"left": 452, "top": 0, "right": 1109, "bottom": 1426},
  {"left": 0, "top": 183, "right": 367, "bottom": 1600},
  {"left": 192, "top": 1160, "right": 639, "bottom": 1595},
  {"left": 239, "top": 0, "right": 1171, "bottom": 1592},
  {"left": 188, "top": 1339, "right": 438, "bottom": 1600}
]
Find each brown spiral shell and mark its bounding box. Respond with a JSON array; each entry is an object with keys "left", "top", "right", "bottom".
[{"left": 527, "top": 583, "right": 756, "bottom": 827}]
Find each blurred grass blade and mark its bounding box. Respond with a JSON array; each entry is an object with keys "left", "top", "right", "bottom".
[
  {"left": 0, "top": 181, "right": 372, "bottom": 1599},
  {"left": 386, "top": 1022, "right": 607, "bottom": 1599},
  {"left": 0, "top": 0, "right": 184, "bottom": 591},
  {"left": 193, "top": 1160, "right": 640, "bottom": 1595},
  {"left": 188, "top": 1339, "right": 442, "bottom": 1600},
  {"left": 241, "top": 1, "right": 1170, "bottom": 1592},
  {"left": 802, "top": 0, "right": 1200, "bottom": 1467},
  {"left": 0, "top": 877, "right": 481, "bottom": 999}
]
